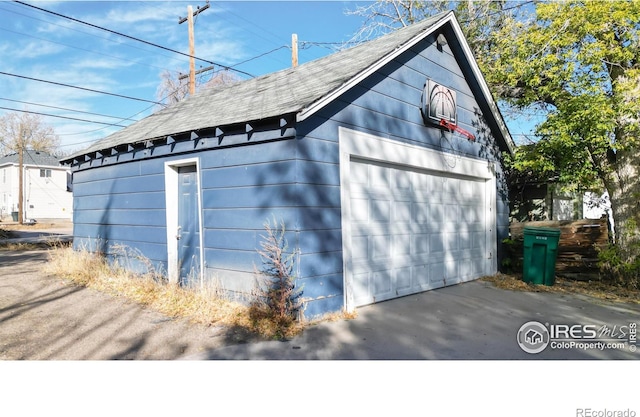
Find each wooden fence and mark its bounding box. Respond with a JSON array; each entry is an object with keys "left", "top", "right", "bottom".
[{"left": 508, "top": 217, "right": 610, "bottom": 279}]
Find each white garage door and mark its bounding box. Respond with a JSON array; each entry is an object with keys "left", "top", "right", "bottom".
[
  {"left": 349, "top": 158, "right": 488, "bottom": 306},
  {"left": 339, "top": 128, "right": 496, "bottom": 309}
]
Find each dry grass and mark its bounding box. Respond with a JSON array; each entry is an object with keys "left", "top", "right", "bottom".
[
  {"left": 0, "top": 222, "right": 70, "bottom": 231},
  {"left": 0, "top": 239, "right": 69, "bottom": 251},
  {"left": 44, "top": 246, "right": 256, "bottom": 331},
  {"left": 1, "top": 242, "right": 46, "bottom": 251},
  {"left": 42, "top": 246, "right": 360, "bottom": 340},
  {"left": 483, "top": 273, "right": 640, "bottom": 304}
]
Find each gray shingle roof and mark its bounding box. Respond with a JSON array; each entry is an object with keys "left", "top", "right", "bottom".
[
  {"left": 65, "top": 11, "right": 513, "bottom": 161},
  {"left": 65, "top": 12, "right": 451, "bottom": 161},
  {"left": 0, "top": 150, "right": 62, "bottom": 168}
]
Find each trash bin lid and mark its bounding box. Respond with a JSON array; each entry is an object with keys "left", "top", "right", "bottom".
[{"left": 523, "top": 226, "right": 561, "bottom": 236}]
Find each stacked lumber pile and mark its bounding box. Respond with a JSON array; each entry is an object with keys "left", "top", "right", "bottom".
[{"left": 509, "top": 218, "right": 609, "bottom": 279}]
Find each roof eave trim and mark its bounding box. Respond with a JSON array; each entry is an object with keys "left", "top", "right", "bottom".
[{"left": 296, "top": 12, "right": 454, "bottom": 124}]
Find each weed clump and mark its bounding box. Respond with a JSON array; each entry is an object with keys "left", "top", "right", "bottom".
[
  {"left": 597, "top": 244, "right": 640, "bottom": 290},
  {"left": 250, "top": 217, "right": 304, "bottom": 340}
]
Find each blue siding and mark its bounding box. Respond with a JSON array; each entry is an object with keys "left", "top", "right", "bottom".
[
  {"left": 72, "top": 157, "right": 168, "bottom": 270},
  {"left": 194, "top": 137, "right": 343, "bottom": 298}
]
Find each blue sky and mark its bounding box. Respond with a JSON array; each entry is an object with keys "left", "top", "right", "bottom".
[
  {"left": 0, "top": 1, "right": 368, "bottom": 154},
  {"left": 0, "top": 1, "right": 533, "bottom": 155}
]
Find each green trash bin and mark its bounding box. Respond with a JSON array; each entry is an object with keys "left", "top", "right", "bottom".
[
  {"left": 11, "top": 211, "right": 18, "bottom": 222},
  {"left": 522, "top": 226, "right": 561, "bottom": 286}
]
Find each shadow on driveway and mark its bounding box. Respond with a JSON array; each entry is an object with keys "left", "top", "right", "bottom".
[
  {"left": 0, "top": 249, "right": 258, "bottom": 360},
  {"left": 189, "top": 280, "right": 640, "bottom": 360},
  {"left": 2, "top": 249, "right": 638, "bottom": 360}
]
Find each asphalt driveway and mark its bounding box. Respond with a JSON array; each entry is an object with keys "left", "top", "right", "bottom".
[
  {"left": 187, "top": 279, "right": 640, "bottom": 360},
  {"left": 1, "top": 246, "right": 638, "bottom": 360}
]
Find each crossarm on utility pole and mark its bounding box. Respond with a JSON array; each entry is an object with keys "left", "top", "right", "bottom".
[{"left": 178, "top": 1, "right": 210, "bottom": 96}]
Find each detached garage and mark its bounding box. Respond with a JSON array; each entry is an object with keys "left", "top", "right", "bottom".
[{"left": 62, "top": 11, "right": 514, "bottom": 317}]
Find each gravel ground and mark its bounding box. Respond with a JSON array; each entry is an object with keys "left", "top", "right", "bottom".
[{"left": 0, "top": 249, "right": 258, "bottom": 360}]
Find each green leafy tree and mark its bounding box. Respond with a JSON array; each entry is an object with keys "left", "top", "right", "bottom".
[{"left": 484, "top": 1, "right": 640, "bottom": 255}]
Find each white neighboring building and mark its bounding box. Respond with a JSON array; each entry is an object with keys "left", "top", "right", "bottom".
[
  {"left": 583, "top": 191, "right": 612, "bottom": 220},
  {"left": 0, "top": 150, "right": 72, "bottom": 221}
]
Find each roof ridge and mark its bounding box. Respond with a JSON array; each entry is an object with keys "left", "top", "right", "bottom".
[{"left": 63, "top": 11, "right": 465, "bottom": 162}]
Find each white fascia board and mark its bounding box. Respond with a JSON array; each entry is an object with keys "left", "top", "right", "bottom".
[{"left": 296, "top": 12, "right": 454, "bottom": 123}]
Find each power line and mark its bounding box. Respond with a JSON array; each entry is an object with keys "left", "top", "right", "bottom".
[
  {"left": 0, "top": 106, "right": 129, "bottom": 128},
  {"left": 228, "top": 45, "right": 290, "bottom": 68},
  {"left": 0, "top": 26, "right": 175, "bottom": 74},
  {"left": 0, "top": 71, "right": 163, "bottom": 106},
  {"left": 0, "top": 4, "right": 191, "bottom": 68},
  {"left": 56, "top": 83, "right": 188, "bottom": 142},
  {"left": 13, "top": 0, "right": 255, "bottom": 79},
  {"left": 0, "top": 97, "right": 139, "bottom": 122}
]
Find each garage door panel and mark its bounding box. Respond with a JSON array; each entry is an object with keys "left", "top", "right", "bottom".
[
  {"left": 370, "top": 164, "right": 391, "bottom": 189},
  {"left": 396, "top": 266, "right": 412, "bottom": 292},
  {"left": 445, "top": 260, "right": 458, "bottom": 282},
  {"left": 372, "top": 234, "right": 392, "bottom": 259},
  {"left": 412, "top": 233, "right": 429, "bottom": 255},
  {"left": 395, "top": 170, "right": 412, "bottom": 191},
  {"left": 353, "top": 271, "right": 370, "bottom": 306},
  {"left": 460, "top": 209, "right": 484, "bottom": 225},
  {"left": 351, "top": 236, "right": 369, "bottom": 260},
  {"left": 430, "top": 233, "right": 445, "bottom": 253},
  {"left": 347, "top": 158, "right": 490, "bottom": 307},
  {"left": 459, "top": 231, "right": 472, "bottom": 250},
  {"left": 413, "top": 203, "right": 431, "bottom": 224},
  {"left": 370, "top": 198, "right": 391, "bottom": 223},
  {"left": 351, "top": 197, "right": 369, "bottom": 223},
  {"left": 445, "top": 205, "right": 459, "bottom": 223},
  {"left": 412, "top": 264, "right": 430, "bottom": 290},
  {"left": 394, "top": 234, "right": 412, "bottom": 256},
  {"left": 429, "top": 262, "right": 445, "bottom": 284},
  {"left": 373, "top": 269, "right": 393, "bottom": 299},
  {"left": 351, "top": 162, "right": 369, "bottom": 186},
  {"left": 428, "top": 204, "right": 444, "bottom": 224},
  {"left": 472, "top": 231, "right": 485, "bottom": 249},
  {"left": 444, "top": 232, "right": 458, "bottom": 251},
  {"left": 459, "top": 261, "right": 472, "bottom": 279},
  {"left": 393, "top": 199, "right": 412, "bottom": 223}
]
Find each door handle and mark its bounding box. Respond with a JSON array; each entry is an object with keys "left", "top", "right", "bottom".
[{"left": 176, "top": 226, "right": 182, "bottom": 240}]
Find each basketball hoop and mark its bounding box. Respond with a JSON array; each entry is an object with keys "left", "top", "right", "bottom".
[{"left": 439, "top": 118, "right": 476, "bottom": 141}]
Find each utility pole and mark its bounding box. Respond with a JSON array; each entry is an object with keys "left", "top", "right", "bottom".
[
  {"left": 178, "top": 1, "right": 210, "bottom": 96},
  {"left": 291, "top": 33, "right": 298, "bottom": 68},
  {"left": 17, "top": 126, "right": 23, "bottom": 224}
]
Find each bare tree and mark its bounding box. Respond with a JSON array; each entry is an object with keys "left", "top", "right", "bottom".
[
  {"left": 345, "top": 0, "right": 527, "bottom": 58},
  {"left": 0, "top": 112, "right": 59, "bottom": 156},
  {"left": 200, "top": 69, "right": 241, "bottom": 89},
  {"left": 345, "top": 0, "right": 450, "bottom": 43},
  {"left": 156, "top": 70, "right": 189, "bottom": 108},
  {"left": 155, "top": 69, "right": 241, "bottom": 108}
]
